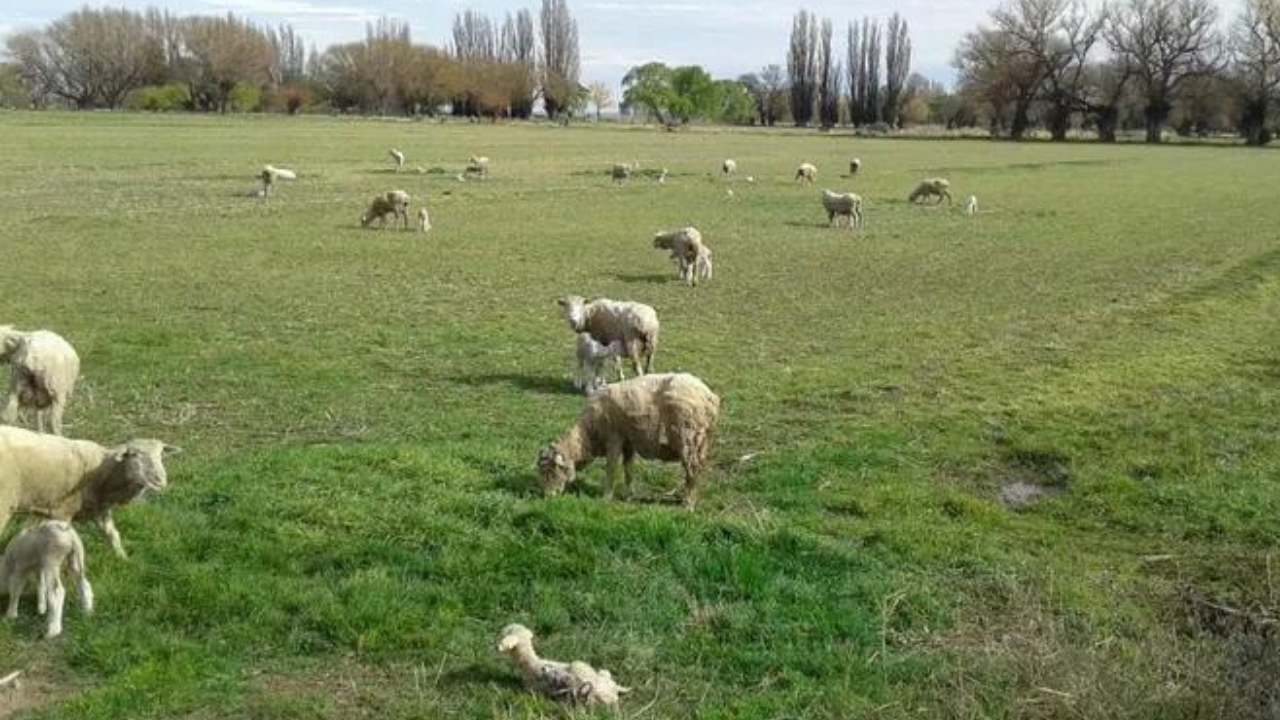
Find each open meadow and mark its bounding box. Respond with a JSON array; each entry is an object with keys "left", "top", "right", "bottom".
[{"left": 1, "top": 112, "right": 1278, "bottom": 719}]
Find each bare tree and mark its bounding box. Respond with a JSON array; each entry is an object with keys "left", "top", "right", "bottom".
[
  {"left": 182, "top": 14, "right": 277, "bottom": 112},
  {"left": 817, "top": 18, "right": 841, "bottom": 127},
  {"left": 883, "top": 13, "right": 912, "bottom": 127},
  {"left": 955, "top": 27, "right": 1044, "bottom": 137},
  {"left": 1231, "top": 0, "right": 1280, "bottom": 144},
  {"left": 501, "top": 10, "right": 538, "bottom": 118},
  {"left": 740, "top": 65, "right": 788, "bottom": 125},
  {"left": 1082, "top": 59, "right": 1134, "bottom": 142},
  {"left": 787, "top": 10, "right": 819, "bottom": 127},
  {"left": 539, "top": 0, "right": 580, "bottom": 118},
  {"left": 1108, "top": 0, "right": 1222, "bottom": 143},
  {"left": 587, "top": 81, "right": 613, "bottom": 120},
  {"left": 846, "top": 19, "right": 882, "bottom": 125}
]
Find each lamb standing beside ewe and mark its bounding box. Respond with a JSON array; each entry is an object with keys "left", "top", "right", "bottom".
[
  {"left": 537, "top": 373, "right": 720, "bottom": 509},
  {"left": 558, "top": 296, "right": 659, "bottom": 379},
  {"left": 795, "top": 163, "right": 817, "bottom": 184},
  {"left": 1, "top": 520, "right": 92, "bottom": 639},
  {"left": 909, "top": 178, "right": 953, "bottom": 205},
  {"left": 0, "top": 327, "right": 80, "bottom": 436},
  {"left": 361, "top": 190, "right": 411, "bottom": 229},
  {"left": 0, "top": 426, "right": 177, "bottom": 559},
  {"left": 821, "top": 190, "right": 864, "bottom": 229},
  {"left": 574, "top": 333, "right": 626, "bottom": 394},
  {"left": 497, "top": 624, "right": 630, "bottom": 707},
  {"left": 652, "top": 227, "right": 714, "bottom": 286}
]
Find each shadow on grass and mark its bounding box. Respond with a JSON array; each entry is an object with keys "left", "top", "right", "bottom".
[
  {"left": 438, "top": 664, "right": 523, "bottom": 691},
  {"left": 614, "top": 273, "right": 670, "bottom": 284},
  {"left": 450, "top": 373, "right": 580, "bottom": 396},
  {"left": 783, "top": 220, "right": 834, "bottom": 229}
]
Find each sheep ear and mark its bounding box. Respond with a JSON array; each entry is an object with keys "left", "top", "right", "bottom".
[{"left": 556, "top": 298, "right": 567, "bottom": 307}]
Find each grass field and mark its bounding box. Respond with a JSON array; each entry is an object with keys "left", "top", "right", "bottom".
[{"left": 1, "top": 112, "right": 1278, "bottom": 720}]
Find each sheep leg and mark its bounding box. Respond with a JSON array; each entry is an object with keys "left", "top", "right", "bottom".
[
  {"left": 1, "top": 376, "right": 19, "bottom": 424},
  {"left": 48, "top": 400, "right": 65, "bottom": 436},
  {"left": 627, "top": 340, "right": 644, "bottom": 378},
  {"left": 622, "top": 449, "right": 636, "bottom": 500},
  {"left": 97, "top": 514, "right": 128, "bottom": 560},
  {"left": 6, "top": 575, "right": 23, "bottom": 619},
  {"left": 602, "top": 440, "right": 624, "bottom": 501},
  {"left": 36, "top": 570, "right": 49, "bottom": 615},
  {"left": 68, "top": 542, "right": 93, "bottom": 615},
  {"left": 44, "top": 578, "right": 65, "bottom": 639}
]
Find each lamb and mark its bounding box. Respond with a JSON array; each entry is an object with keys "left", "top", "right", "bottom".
[
  {"left": 1, "top": 520, "right": 92, "bottom": 639},
  {"left": 656, "top": 168, "right": 669, "bottom": 184},
  {"left": 574, "top": 333, "right": 626, "bottom": 394},
  {"left": 417, "top": 207, "right": 432, "bottom": 234},
  {"left": 389, "top": 148, "right": 405, "bottom": 171},
  {"left": 795, "top": 162, "right": 817, "bottom": 184},
  {"left": 558, "top": 296, "right": 659, "bottom": 379},
  {"left": 909, "top": 177, "right": 953, "bottom": 205},
  {"left": 259, "top": 165, "right": 297, "bottom": 196},
  {"left": 537, "top": 373, "right": 720, "bottom": 509},
  {"left": 849, "top": 158, "right": 862, "bottom": 175},
  {"left": 465, "top": 156, "right": 490, "bottom": 178},
  {"left": 652, "top": 227, "right": 713, "bottom": 286},
  {"left": 966, "top": 195, "right": 979, "bottom": 215},
  {"left": 497, "top": 624, "right": 631, "bottom": 707},
  {"left": 821, "top": 190, "right": 864, "bottom": 229},
  {"left": 0, "top": 426, "right": 178, "bottom": 559},
  {"left": 722, "top": 159, "right": 738, "bottom": 175},
  {"left": 361, "top": 190, "right": 411, "bottom": 230},
  {"left": 0, "top": 326, "right": 80, "bottom": 436}
]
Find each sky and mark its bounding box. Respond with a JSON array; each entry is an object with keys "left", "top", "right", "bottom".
[{"left": 0, "top": 0, "right": 1242, "bottom": 92}]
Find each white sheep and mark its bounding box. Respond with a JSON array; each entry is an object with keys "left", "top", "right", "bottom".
[
  {"left": 795, "top": 162, "right": 817, "bottom": 184},
  {"left": 389, "top": 148, "right": 405, "bottom": 171},
  {"left": 611, "top": 161, "right": 639, "bottom": 184},
  {"left": 656, "top": 168, "right": 669, "bottom": 184},
  {"left": 558, "top": 296, "right": 659, "bottom": 379},
  {"left": 259, "top": 165, "right": 297, "bottom": 196},
  {"left": 1, "top": 520, "right": 92, "bottom": 639},
  {"left": 497, "top": 624, "right": 631, "bottom": 707},
  {"left": 417, "top": 207, "right": 432, "bottom": 234},
  {"left": 849, "top": 158, "right": 862, "bottom": 175},
  {"left": 574, "top": 333, "right": 626, "bottom": 394},
  {"left": 722, "top": 159, "right": 738, "bottom": 175},
  {"left": 537, "top": 373, "right": 720, "bottom": 509},
  {"left": 0, "top": 326, "right": 80, "bottom": 436},
  {"left": 652, "top": 227, "right": 713, "bottom": 286},
  {"left": 361, "top": 190, "right": 411, "bottom": 230},
  {"left": 909, "top": 178, "right": 953, "bottom": 205},
  {"left": 821, "top": 190, "right": 864, "bottom": 230},
  {"left": 0, "top": 426, "right": 178, "bottom": 559},
  {"left": 465, "top": 156, "right": 490, "bottom": 178},
  {"left": 966, "top": 195, "right": 979, "bottom": 215}
]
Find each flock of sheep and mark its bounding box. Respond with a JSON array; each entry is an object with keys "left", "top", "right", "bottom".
[{"left": 0, "top": 145, "right": 978, "bottom": 707}]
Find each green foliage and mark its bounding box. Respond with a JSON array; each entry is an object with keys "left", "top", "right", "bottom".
[
  {"left": 127, "top": 84, "right": 193, "bottom": 112},
  {"left": 623, "top": 63, "right": 747, "bottom": 125},
  {"left": 229, "top": 82, "right": 263, "bottom": 113},
  {"left": 0, "top": 63, "right": 28, "bottom": 108},
  {"left": 713, "top": 79, "right": 756, "bottom": 125}
]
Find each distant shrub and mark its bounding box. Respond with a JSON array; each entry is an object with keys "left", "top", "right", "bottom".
[
  {"left": 128, "top": 84, "right": 191, "bottom": 112},
  {"left": 229, "top": 82, "right": 262, "bottom": 113},
  {"left": 276, "top": 84, "right": 311, "bottom": 115}
]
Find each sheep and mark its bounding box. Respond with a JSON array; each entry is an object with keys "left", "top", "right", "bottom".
[
  {"left": 821, "top": 190, "right": 864, "bottom": 230},
  {"left": 1, "top": 520, "right": 92, "bottom": 639},
  {"left": 795, "top": 162, "right": 817, "bottom": 184},
  {"left": 574, "top": 333, "right": 626, "bottom": 394},
  {"left": 465, "top": 156, "right": 490, "bottom": 178},
  {"left": 361, "top": 190, "right": 411, "bottom": 230},
  {"left": 0, "top": 426, "right": 178, "bottom": 559},
  {"left": 389, "top": 148, "right": 405, "bottom": 171},
  {"left": 558, "top": 296, "right": 659, "bottom": 379},
  {"left": 0, "top": 327, "right": 80, "bottom": 436},
  {"left": 656, "top": 168, "right": 669, "bottom": 184},
  {"left": 417, "top": 207, "right": 432, "bottom": 234},
  {"left": 909, "top": 177, "right": 953, "bottom": 205},
  {"left": 849, "top": 158, "right": 862, "bottom": 175},
  {"left": 259, "top": 165, "right": 297, "bottom": 196},
  {"left": 722, "top": 159, "right": 738, "bottom": 175},
  {"left": 497, "top": 624, "right": 631, "bottom": 707},
  {"left": 0, "top": 671, "right": 17, "bottom": 688},
  {"left": 652, "top": 227, "right": 713, "bottom": 286},
  {"left": 611, "top": 161, "right": 639, "bottom": 183},
  {"left": 966, "top": 195, "right": 979, "bottom": 215},
  {"left": 537, "top": 373, "right": 720, "bottom": 509}
]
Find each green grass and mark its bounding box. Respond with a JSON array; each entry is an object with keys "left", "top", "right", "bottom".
[{"left": 1, "top": 111, "right": 1278, "bottom": 719}]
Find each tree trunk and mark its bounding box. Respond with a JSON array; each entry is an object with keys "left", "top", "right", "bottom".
[
  {"left": 1095, "top": 108, "right": 1119, "bottom": 143},
  {"left": 1010, "top": 100, "right": 1031, "bottom": 141},
  {"left": 1143, "top": 99, "right": 1169, "bottom": 144},
  {"left": 1046, "top": 103, "right": 1071, "bottom": 142}
]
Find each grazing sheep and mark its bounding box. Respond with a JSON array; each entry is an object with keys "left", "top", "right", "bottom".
[
  {"left": 966, "top": 195, "right": 979, "bottom": 215},
  {"left": 361, "top": 190, "right": 411, "bottom": 230},
  {"left": 795, "top": 162, "right": 817, "bottom": 184},
  {"left": 849, "top": 158, "right": 862, "bottom": 175},
  {"left": 909, "top": 178, "right": 953, "bottom": 205},
  {"left": 574, "top": 333, "right": 626, "bottom": 394},
  {"left": 417, "top": 207, "right": 432, "bottom": 234},
  {"left": 389, "top": 148, "right": 405, "bottom": 171},
  {"left": 497, "top": 624, "right": 631, "bottom": 707},
  {"left": 821, "top": 190, "right": 864, "bottom": 230},
  {"left": 0, "top": 426, "right": 178, "bottom": 559},
  {"left": 652, "top": 227, "right": 713, "bottom": 286},
  {"left": 1, "top": 520, "right": 92, "bottom": 639},
  {"left": 0, "top": 327, "right": 80, "bottom": 436},
  {"left": 746, "top": 176, "right": 755, "bottom": 184},
  {"left": 558, "top": 296, "right": 659, "bottom": 378},
  {"left": 466, "top": 155, "right": 490, "bottom": 178},
  {"left": 656, "top": 168, "right": 669, "bottom": 184},
  {"left": 0, "top": 671, "right": 17, "bottom": 688},
  {"left": 722, "top": 159, "right": 738, "bottom": 175},
  {"left": 537, "top": 373, "right": 720, "bottom": 509},
  {"left": 259, "top": 165, "right": 297, "bottom": 196},
  {"left": 611, "top": 161, "right": 639, "bottom": 183}
]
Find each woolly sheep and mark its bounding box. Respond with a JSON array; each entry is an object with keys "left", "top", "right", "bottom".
[
  {"left": 0, "top": 426, "right": 178, "bottom": 559},
  {"left": 259, "top": 165, "right": 296, "bottom": 196},
  {"left": 722, "top": 159, "right": 738, "bottom": 175},
  {"left": 558, "top": 296, "right": 659, "bottom": 379},
  {"left": 849, "top": 158, "right": 862, "bottom": 175},
  {"left": 656, "top": 168, "right": 669, "bottom": 184},
  {"left": 821, "top": 190, "right": 864, "bottom": 230},
  {"left": 465, "top": 155, "right": 490, "bottom": 178},
  {"left": 0, "top": 327, "right": 80, "bottom": 436},
  {"left": 795, "top": 162, "right": 817, "bottom": 184},
  {"left": 966, "top": 195, "right": 979, "bottom": 215},
  {"left": 497, "top": 624, "right": 631, "bottom": 707},
  {"left": 1, "top": 520, "right": 92, "bottom": 639},
  {"left": 652, "top": 227, "right": 713, "bottom": 286},
  {"left": 537, "top": 373, "right": 720, "bottom": 509},
  {"left": 389, "top": 148, "right": 405, "bottom": 171},
  {"left": 0, "top": 670, "right": 17, "bottom": 688},
  {"left": 909, "top": 178, "right": 953, "bottom": 205},
  {"left": 611, "top": 161, "right": 639, "bottom": 183},
  {"left": 417, "top": 207, "right": 432, "bottom": 234},
  {"left": 361, "top": 190, "right": 411, "bottom": 230},
  {"left": 574, "top": 333, "right": 626, "bottom": 394}
]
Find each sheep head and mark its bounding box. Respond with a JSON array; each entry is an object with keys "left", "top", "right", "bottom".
[
  {"left": 0, "top": 325, "right": 21, "bottom": 360},
  {"left": 557, "top": 296, "right": 587, "bottom": 331},
  {"left": 102, "top": 440, "right": 179, "bottom": 503},
  {"left": 537, "top": 444, "right": 576, "bottom": 496}
]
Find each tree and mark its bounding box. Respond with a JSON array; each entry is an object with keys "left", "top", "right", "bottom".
[
  {"left": 539, "top": 0, "right": 580, "bottom": 118},
  {"left": 883, "top": 13, "right": 912, "bottom": 127},
  {"left": 817, "top": 19, "right": 841, "bottom": 128},
  {"left": 501, "top": 10, "right": 538, "bottom": 118},
  {"left": 588, "top": 81, "right": 613, "bottom": 120},
  {"left": 787, "top": 10, "right": 819, "bottom": 126},
  {"left": 847, "top": 18, "right": 882, "bottom": 125},
  {"left": 955, "top": 27, "right": 1045, "bottom": 138},
  {"left": 739, "top": 65, "right": 788, "bottom": 126},
  {"left": 622, "top": 62, "right": 674, "bottom": 123},
  {"left": 182, "top": 14, "right": 276, "bottom": 113},
  {"left": 1108, "top": 0, "right": 1222, "bottom": 143},
  {"left": 713, "top": 79, "right": 755, "bottom": 124},
  {"left": 1231, "top": 0, "right": 1280, "bottom": 144},
  {"left": 1082, "top": 59, "right": 1134, "bottom": 142}
]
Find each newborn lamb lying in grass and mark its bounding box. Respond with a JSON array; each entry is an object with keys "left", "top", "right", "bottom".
[
  {"left": 497, "top": 624, "right": 630, "bottom": 707},
  {"left": 1, "top": 520, "right": 93, "bottom": 639}
]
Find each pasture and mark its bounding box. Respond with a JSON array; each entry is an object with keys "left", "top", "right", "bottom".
[{"left": 1, "top": 112, "right": 1278, "bottom": 719}]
